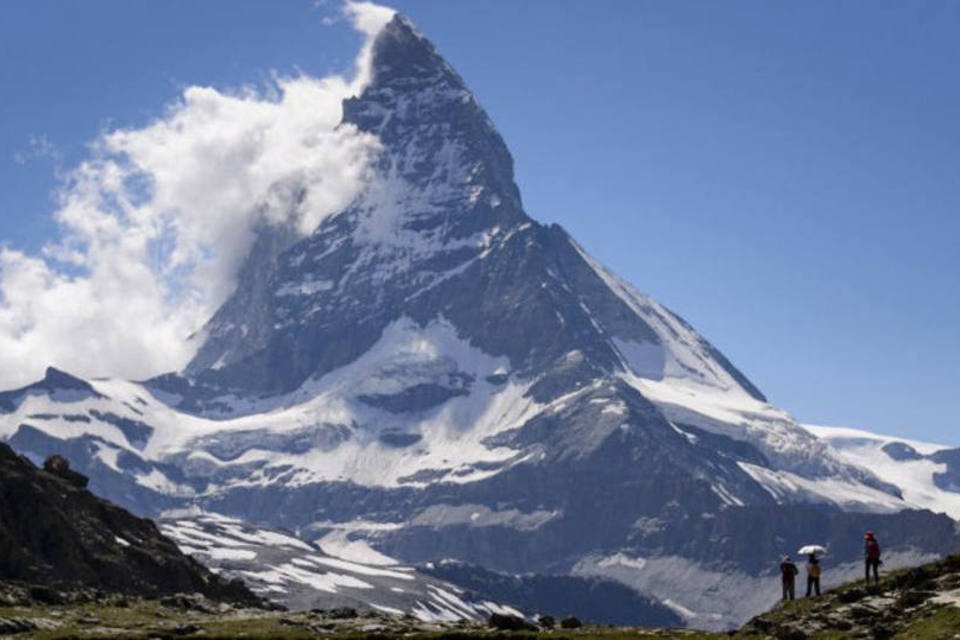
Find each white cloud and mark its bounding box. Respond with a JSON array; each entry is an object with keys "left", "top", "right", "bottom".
[
  {"left": 344, "top": 1, "right": 396, "bottom": 37},
  {"left": 344, "top": 1, "right": 397, "bottom": 90},
  {"left": 0, "top": 2, "right": 398, "bottom": 389},
  {"left": 12, "top": 135, "right": 63, "bottom": 167}
]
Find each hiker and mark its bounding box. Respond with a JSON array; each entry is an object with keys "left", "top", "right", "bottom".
[
  {"left": 806, "top": 553, "right": 821, "bottom": 596},
  {"left": 780, "top": 555, "right": 799, "bottom": 601},
  {"left": 864, "top": 531, "right": 882, "bottom": 587}
]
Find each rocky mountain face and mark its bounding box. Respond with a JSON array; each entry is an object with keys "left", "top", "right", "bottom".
[
  {"left": 421, "top": 560, "right": 682, "bottom": 627},
  {"left": 156, "top": 511, "right": 682, "bottom": 625},
  {"left": 156, "top": 512, "right": 527, "bottom": 621},
  {"left": 1, "top": 13, "right": 957, "bottom": 630},
  {"left": 0, "top": 442, "right": 257, "bottom": 604}
]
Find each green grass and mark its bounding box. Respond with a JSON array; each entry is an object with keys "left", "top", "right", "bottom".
[
  {"left": 894, "top": 604, "right": 960, "bottom": 640},
  {"left": 7, "top": 557, "right": 960, "bottom": 640},
  {"left": 0, "top": 601, "right": 296, "bottom": 639},
  {"left": 0, "top": 600, "right": 730, "bottom": 640}
]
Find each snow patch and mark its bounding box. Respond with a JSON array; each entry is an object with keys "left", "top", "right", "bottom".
[
  {"left": 806, "top": 424, "right": 960, "bottom": 519},
  {"left": 738, "top": 462, "right": 904, "bottom": 512}
]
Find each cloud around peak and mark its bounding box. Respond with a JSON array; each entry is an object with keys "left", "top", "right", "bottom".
[
  {"left": 0, "top": 3, "right": 392, "bottom": 389},
  {"left": 343, "top": 1, "right": 397, "bottom": 92},
  {"left": 344, "top": 1, "right": 397, "bottom": 38}
]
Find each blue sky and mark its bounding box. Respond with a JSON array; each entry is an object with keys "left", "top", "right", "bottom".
[{"left": 1, "top": 1, "right": 957, "bottom": 443}]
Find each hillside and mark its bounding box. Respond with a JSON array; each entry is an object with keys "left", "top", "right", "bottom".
[
  {"left": 0, "top": 442, "right": 258, "bottom": 605},
  {"left": 741, "top": 553, "right": 960, "bottom": 639}
]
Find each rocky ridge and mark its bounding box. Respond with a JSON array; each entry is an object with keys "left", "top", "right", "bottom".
[{"left": 0, "top": 442, "right": 259, "bottom": 606}]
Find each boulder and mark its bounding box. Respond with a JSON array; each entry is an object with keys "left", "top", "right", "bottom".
[
  {"left": 560, "top": 616, "right": 583, "bottom": 629},
  {"left": 537, "top": 614, "right": 556, "bottom": 629},
  {"left": 42, "top": 454, "right": 88, "bottom": 488},
  {"left": 488, "top": 613, "right": 536, "bottom": 631}
]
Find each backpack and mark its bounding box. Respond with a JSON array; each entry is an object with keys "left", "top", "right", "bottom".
[
  {"left": 866, "top": 539, "right": 881, "bottom": 560},
  {"left": 809, "top": 561, "right": 821, "bottom": 578}
]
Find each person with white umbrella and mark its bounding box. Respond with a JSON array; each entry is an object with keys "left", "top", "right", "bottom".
[{"left": 798, "top": 545, "right": 827, "bottom": 597}]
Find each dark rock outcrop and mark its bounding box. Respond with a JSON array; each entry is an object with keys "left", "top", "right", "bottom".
[
  {"left": 0, "top": 442, "right": 259, "bottom": 604},
  {"left": 488, "top": 613, "right": 536, "bottom": 631},
  {"left": 560, "top": 616, "right": 583, "bottom": 629}
]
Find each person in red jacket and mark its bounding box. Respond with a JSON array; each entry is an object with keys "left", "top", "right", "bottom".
[{"left": 864, "top": 531, "right": 882, "bottom": 587}]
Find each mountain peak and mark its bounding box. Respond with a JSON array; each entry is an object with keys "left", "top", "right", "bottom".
[
  {"left": 184, "top": 11, "right": 778, "bottom": 408},
  {"left": 342, "top": 13, "right": 524, "bottom": 240},
  {"left": 42, "top": 366, "right": 94, "bottom": 392},
  {"left": 367, "top": 13, "right": 451, "bottom": 88}
]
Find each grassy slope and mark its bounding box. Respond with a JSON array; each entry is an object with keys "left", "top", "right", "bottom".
[
  {"left": 0, "top": 600, "right": 719, "bottom": 640},
  {"left": 739, "top": 553, "right": 960, "bottom": 639},
  {"left": 5, "top": 555, "right": 960, "bottom": 639}
]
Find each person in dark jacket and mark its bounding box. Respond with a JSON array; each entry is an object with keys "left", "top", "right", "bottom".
[
  {"left": 806, "top": 553, "right": 822, "bottom": 596},
  {"left": 780, "top": 555, "right": 799, "bottom": 601},
  {"left": 864, "top": 531, "right": 882, "bottom": 587}
]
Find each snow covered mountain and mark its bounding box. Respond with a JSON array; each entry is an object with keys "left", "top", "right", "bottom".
[
  {"left": 1, "top": 11, "right": 956, "bottom": 630},
  {"left": 158, "top": 510, "right": 680, "bottom": 625},
  {"left": 158, "top": 511, "right": 525, "bottom": 621},
  {"left": 805, "top": 425, "right": 960, "bottom": 520}
]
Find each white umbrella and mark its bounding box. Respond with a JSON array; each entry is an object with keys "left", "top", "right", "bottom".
[{"left": 798, "top": 544, "right": 827, "bottom": 556}]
